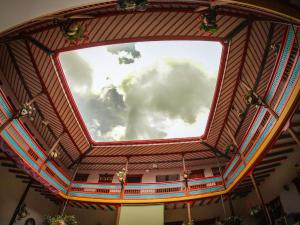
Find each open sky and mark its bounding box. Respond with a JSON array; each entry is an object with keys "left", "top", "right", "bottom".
[{"left": 59, "top": 41, "right": 222, "bottom": 142}]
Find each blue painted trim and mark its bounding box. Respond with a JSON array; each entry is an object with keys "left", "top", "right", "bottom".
[
  {"left": 46, "top": 161, "right": 70, "bottom": 185},
  {"left": 126, "top": 182, "right": 183, "bottom": 189},
  {"left": 189, "top": 186, "right": 224, "bottom": 195},
  {"left": 13, "top": 120, "right": 46, "bottom": 160},
  {"left": 188, "top": 177, "right": 222, "bottom": 185},
  {"left": 72, "top": 183, "right": 121, "bottom": 189},
  {"left": 69, "top": 192, "right": 120, "bottom": 199},
  {"left": 0, "top": 95, "right": 12, "bottom": 117}
]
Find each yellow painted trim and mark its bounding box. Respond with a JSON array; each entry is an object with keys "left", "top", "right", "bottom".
[
  {"left": 57, "top": 76, "right": 300, "bottom": 204},
  {"left": 58, "top": 190, "right": 227, "bottom": 204},
  {"left": 226, "top": 76, "right": 300, "bottom": 192}
]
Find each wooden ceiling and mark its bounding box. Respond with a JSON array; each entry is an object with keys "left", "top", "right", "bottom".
[{"left": 0, "top": 1, "right": 290, "bottom": 171}]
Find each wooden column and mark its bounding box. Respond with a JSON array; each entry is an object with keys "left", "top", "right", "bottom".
[
  {"left": 249, "top": 173, "right": 273, "bottom": 225},
  {"left": 226, "top": 125, "right": 247, "bottom": 165},
  {"left": 120, "top": 157, "right": 129, "bottom": 199},
  {"left": 214, "top": 153, "right": 227, "bottom": 219},
  {"left": 228, "top": 193, "right": 235, "bottom": 217},
  {"left": 182, "top": 154, "right": 189, "bottom": 194},
  {"left": 186, "top": 202, "right": 192, "bottom": 225},
  {"left": 38, "top": 133, "right": 64, "bottom": 172},
  {"left": 59, "top": 162, "right": 80, "bottom": 216},
  {"left": 9, "top": 179, "right": 33, "bottom": 225}
]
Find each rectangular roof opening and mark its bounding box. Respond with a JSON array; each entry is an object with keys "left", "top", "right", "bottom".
[{"left": 59, "top": 40, "right": 222, "bottom": 142}]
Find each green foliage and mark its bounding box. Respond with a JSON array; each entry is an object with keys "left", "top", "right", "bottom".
[{"left": 43, "top": 215, "right": 78, "bottom": 225}]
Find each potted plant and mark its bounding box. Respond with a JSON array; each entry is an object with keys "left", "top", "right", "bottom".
[
  {"left": 215, "top": 216, "right": 242, "bottom": 225},
  {"left": 43, "top": 215, "right": 78, "bottom": 225}
]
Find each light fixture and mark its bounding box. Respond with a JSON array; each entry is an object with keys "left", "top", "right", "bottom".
[
  {"left": 152, "top": 163, "right": 158, "bottom": 169},
  {"left": 270, "top": 42, "right": 280, "bottom": 56},
  {"left": 18, "top": 102, "right": 36, "bottom": 121},
  {"left": 49, "top": 148, "right": 60, "bottom": 159},
  {"left": 244, "top": 90, "right": 264, "bottom": 107}
]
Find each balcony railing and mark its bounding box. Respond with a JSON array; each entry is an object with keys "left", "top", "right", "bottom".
[{"left": 0, "top": 25, "right": 298, "bottom": 203}]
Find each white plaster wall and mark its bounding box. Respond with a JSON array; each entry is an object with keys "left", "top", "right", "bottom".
[
  {"left": 0, "top": 166, "right": 57, "bottom": 225},
  {"left": 243, "top": 146, "right": 300, "bottom": 208},
  {"left": 280, "top": 183, "right": 300, "bottom": 214},
  {"left": 65, "top": 207, "right": 117, "bottom": 225},
  {"left": 0, "top": 0, "right": 109, "bottom": 34},
  {"left": 81, "top": 163, "right": 223, "bottom": 184}
]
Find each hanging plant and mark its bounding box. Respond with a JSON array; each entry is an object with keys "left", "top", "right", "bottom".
[
  {"left": 200, "top": 7, "right": 218, "bottom": 33},
  {"left": 250, "top": 205, "right": 262, "bottom": 217},
  {"left": 244, "top": 90, "right": 263, "bottom": 107},
  {"left": 43, "top": 215, "right": 78, "bottom": 225},
  {"left": 182, "top": 170, "right": 192, "bottom": 180},
  {"left": 117, "top": 0, "right": 148, "bottom": 11},
  {"left": 116, "top": 168, "right": 128, "bottom": 184},
  {"left": 215, "top": 216, "right": 242, "bottom": 225},
  {"left": 225, "top": 144, "right": 235, "bottom": 155},
  {"left": 59, "top": 19, "right": 87, "bottom": 44}
]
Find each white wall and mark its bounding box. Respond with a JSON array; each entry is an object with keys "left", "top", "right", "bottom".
[
  {"left": 119, "top": 205, "right": 164, "bottom": 225},
  {"left": 0, "top": 166, "right": 57, "bottom": 225},
  {"left": 280, "top": 182, "right": 300, "bottom": 214},
  {"left": 65, "top": 207, "right": 116, "bottom": 225},
  {"left": 81, "top": 162, "right": 224, "bottom": 183},
  {"left": 0, "top": 0, "right": 109, "bottom": 34}
]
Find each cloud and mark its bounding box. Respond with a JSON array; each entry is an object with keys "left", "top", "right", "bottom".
[
  {"left": 60, "top": 52, "right": 93, "bottom": 90},
  {"left": 121, "top": 60, "right": 216, "bottom": 139},
  {"left": 74, "top": 85, "right": 127, "bottom": 141},
  {"left": 106, "top": 43, "right": 141, "bottom": 64},
  {"left": 61, "top": 55, "right": 216, "bottom": 141}
]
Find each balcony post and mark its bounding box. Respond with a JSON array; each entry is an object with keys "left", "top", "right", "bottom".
[
  {"left": 249, "top": 172, "right": 273, "bottom": 225},
  {"left": 182, "top": 154, "right": 189, "bottom": 193},
  {"left": 226, "top": 125, "right": 247, "bottom": 166},
  {"left": 214, "top": 153, "right": 227, "bottom": 219},
  {"left": 0, "top": 93, "right": 43, "bottom": 133},
  {"left": 38, "top": 132, "right": 65, "bottom": 172},
  {"left": 228, "top": 193, "right": 235, "bottom": 217},
  {"left": 186, "top": 201, "right": 193, "bottom": 225},
  {"left": 59, "top": 161, "right": 80, "bottom": 215},
  {"left": 120, "top": 157, "right": 129, "bottom": 199}
]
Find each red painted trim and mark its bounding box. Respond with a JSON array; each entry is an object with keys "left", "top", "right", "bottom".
[
  {"left": 53, "top": 37, "right": 227, "bottom": 146},
  {"left": 25, "top": 40, "right": 82, "bottom": 157},
  {"left": 228, "top": 50, "right": 300, "bottom": 186},
  {"left": 214, "top": 21, "right": 252, "bottom": 148},
  {"left": 223, "top": 25, "right": 294, "bottom": 174},
  {"left": 204, "top": 41, "right": 229, "bottom": 138}
]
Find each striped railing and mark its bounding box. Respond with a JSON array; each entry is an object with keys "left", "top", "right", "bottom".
[{"left": 0, "top": 25, "right": 298, "bottom": 203}]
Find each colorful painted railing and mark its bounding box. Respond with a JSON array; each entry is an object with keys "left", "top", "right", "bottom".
[
  {"left": 0, "top": 25, "right": 298, "bottom": 203},
  {"left": 223, "top": 26, "right": 299, "bottom": 188}
]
